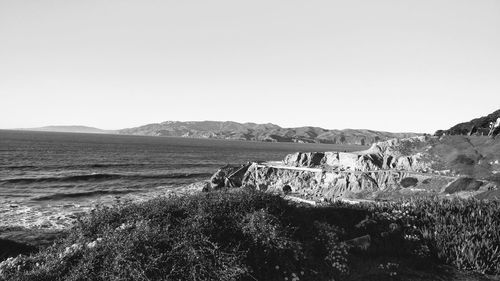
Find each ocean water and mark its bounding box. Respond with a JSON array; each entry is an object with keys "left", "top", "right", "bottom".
[{"left": 0, "top": 130, "right": 363, "bottom": 228}]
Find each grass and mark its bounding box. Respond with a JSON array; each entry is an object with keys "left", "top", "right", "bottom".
[
  {"left": 1, "top": 189, "right": 499, "bottom": 281},
  {"left": 427, "top": 135, "right": 500, "bottom": 179}
]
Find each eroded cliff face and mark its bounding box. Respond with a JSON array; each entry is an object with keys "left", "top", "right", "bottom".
[
  {"left": 210, "top": 136, "right": 499, "bottom": 201},
  {"left": 240, "top": 165, "right": 452, "bottom": 201},
  {"left": 283, "top": 136, "right": 433, "bottom": 172}
]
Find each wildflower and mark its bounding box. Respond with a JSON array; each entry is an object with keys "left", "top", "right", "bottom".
[{"left": 87, "top": 241, "right": 98, "bottom": 249}]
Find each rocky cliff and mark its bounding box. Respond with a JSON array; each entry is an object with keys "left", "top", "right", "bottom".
[
  {"left": 282, "top": 136, "right": 433, "bottom": 172},
  {"left": 241, "top": 137, "right": 453, "bottom": 201},
  {"left": 119, "top": 121, "right": 419, "bottom": 145},
  {"left": 210, "top": 136, "right": 500, "bottom": 201}
]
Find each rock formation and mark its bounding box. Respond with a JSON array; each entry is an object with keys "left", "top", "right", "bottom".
[
  {"left": 209, "top": 163, "right": 253, "bottom": 189},
  {"left": 282, "top": 136, "right": 433, "bottom": 173},
  {"left": 210, "top": 136, "right": 500, "bottom": 201}
]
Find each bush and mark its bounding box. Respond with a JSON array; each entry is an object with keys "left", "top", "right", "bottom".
[
  {"left": 1, "top": 190, "right": 499, "bottom": 280},
  {"left": 412, "top": 198, "right": 500, "bottom": 274},
  {"left": 444, "top": 177, "right": 483, "bottom": 194},
  {"left": 400, "top": 177, "right": 418, "bottom": 188},
  {"left": 0, "top": 190, "right": 350, "bottom": 281},
  {"left": 452, "top": 154, "right": 475, "bottom": 166},
  {"left": 370, "top": 198, "right": 500, "bottom": 274}
]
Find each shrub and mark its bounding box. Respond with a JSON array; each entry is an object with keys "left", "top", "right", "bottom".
[
  {"left": 372, "top": 198, "right": 500, "bottom": 274},
  {"left": 412, "top": 198, "right": 500, "bottom": 274},
  {"left": 2, "top": 190, "right": 499, "bottom": 280},
  {"left": 312, "top": 222, "right": 349, "bottom": 277},
  {"left": 452, "top": 154, "right": 475, "bottom": 166},
  {"left": 400, "top": 177, "right": 418, "bottom": 188},
  {"left": 0, "top": 190, "right": 348, "bottom": 281},
  {"left": 444, "top": 177, "right": 483, "bottom": 194}
]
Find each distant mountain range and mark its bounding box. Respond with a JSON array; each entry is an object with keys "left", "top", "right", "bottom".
[
  {"left": 19, "top": 126, "right": 117, "bottom": 135},
  {"left": 118, "top": 121, "right": 419, "bottom": 145},
  {"left": 18, "top": 121, "right": 420, "bottom": 145}
]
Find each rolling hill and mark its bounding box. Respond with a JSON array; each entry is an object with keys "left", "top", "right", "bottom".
[
  {"left": 435, "top": 109, "right": 500, "bottom": 137},
  {"left": 19, "top": 126, "right": 117, "bottom": 134},
  {"left": 118, "top": 121, "right": 419, "bottom": 145}
]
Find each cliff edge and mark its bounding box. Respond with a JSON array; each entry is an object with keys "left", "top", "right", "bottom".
[{"left": 210, "top": 136, "right": 500, "bottom": 202}]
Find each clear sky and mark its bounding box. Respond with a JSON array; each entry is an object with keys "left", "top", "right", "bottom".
[{"left": 1, "top": 0, "right": 499, "bottom": 133}]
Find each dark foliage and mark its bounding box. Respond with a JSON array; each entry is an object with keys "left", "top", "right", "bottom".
[
  {"left": 1, "top": 191, "right": 499, "bottom": 280},
  {"left": 0, "top": 239, "right": 37, "bottom": 261},
  {"left": 452, "top": 154, "right": 476, "bottom": 166},
  {"left": 444, "top": 177, "right": 483, "bottom": 194},
  {"left": 435, "top": 109, "right": 500, "bottom": 136},
  {"left": 400, "top": 177, "right": 419, "bottom": 188}
]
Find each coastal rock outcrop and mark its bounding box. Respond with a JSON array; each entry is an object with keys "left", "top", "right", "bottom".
[
  {"left": 211, "top": 135, "right": 500, "bottom": 201},
  {"left": 283, "top": 136, "right": 432, "bottom": 172},
  {"left": 240, "top": 163, "right": 449, "bottom": 201},
  {"left": 214, "top": 137, "right": 449, "bottom": 200},
  {"left": 210, "top": 163, "right": 252, "bottom": 189}
]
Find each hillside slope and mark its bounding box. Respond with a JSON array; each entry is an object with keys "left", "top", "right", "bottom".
[
  {"left": 436, "top": 109, "right": 500, "bottom": 137},
  {"left": 210, "top": 135, "right": 500, "bottom": 201},
  {"left": 119, "top": 121, "right": 419, "bottom": 145}
]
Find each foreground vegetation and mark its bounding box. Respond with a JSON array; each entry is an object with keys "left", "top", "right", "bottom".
[{"left": 1, "top": 189, "right": 499, "bottom": 281}]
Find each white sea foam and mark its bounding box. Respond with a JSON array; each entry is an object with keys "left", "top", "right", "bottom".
[{"left": 0, "top": 183, "right": 207, "bottom": 230}]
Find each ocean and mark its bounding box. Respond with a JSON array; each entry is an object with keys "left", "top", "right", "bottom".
[{"left": 0, "top": 130, "right": 363, "bottom": 229}]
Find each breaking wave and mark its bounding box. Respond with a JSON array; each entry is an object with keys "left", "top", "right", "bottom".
[
  {"left": 0, "top": 163, "right": 217, "bottom": 170},
  {"left": 31, "top": 190, "right": 140, "bottom": 201},
  {"left": 0, "top": 172, "right": 212, "bottom": 184}
]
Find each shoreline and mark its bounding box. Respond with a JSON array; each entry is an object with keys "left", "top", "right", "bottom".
[
  {"left": 2, "top": 188, "right": 499, "bottom": 280},
  {"left": 0, "top": 181, "right": 210, "bottom": 260},
  {"left": 0, "top": 181, "right": 209, "bottom": 231}
]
